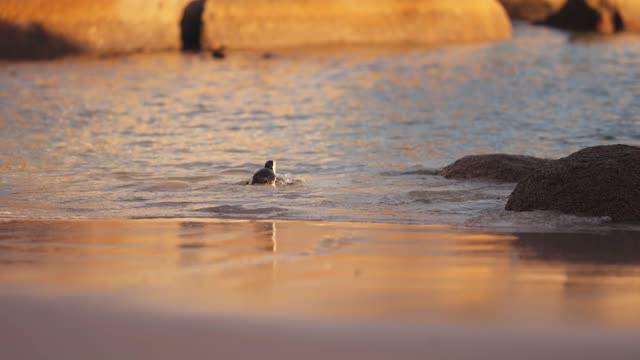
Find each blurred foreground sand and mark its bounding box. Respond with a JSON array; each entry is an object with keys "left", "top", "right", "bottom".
[{"left": 2, "top": 290, "right": 640, "bottom": 360}]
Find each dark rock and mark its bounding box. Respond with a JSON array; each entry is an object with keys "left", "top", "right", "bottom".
[
  {"left": 180, "top": 0, "right": 205, "bottom": 51},
  {"left": 499, "top": 0, "right": 629, "bottom": 33},
  {"left": 211, "top": 46, "right": 226, "bottom": 59},
  {"left": 541, "top": 0, "right": 614, "bottom": 33},
  {"left": 506, "top": 144, "right": 640, "bottom": 222},
  {"left": 439, "top": 154, "right": 551, "bottom": 183},
  {"left": 0, "top": 21, "right": 81, "bottom": 60}
]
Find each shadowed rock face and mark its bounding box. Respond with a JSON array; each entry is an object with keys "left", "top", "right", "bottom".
[
  {"left": 180, "top": 0, "right": 204, "bottom": 51},
  {"left": 202, "top": 0, "right": 512, "bottom": 50},
  {"left": 499, "top": 0, "right": 566, "bottom": 22},
  {"left": 0, "top": 21, "right": 81, "bottom": 60},
  {"left": 506, "top": 145, "right": 640, "bottom": 222},
  {"left": 543, "top": 0, "right": 626, "bottom": 33},
  {"left": 499, "top": 0, "right": 635, "bottom": 33},
  {"left": 543, "top": 0, "right": 604, "bottom": 31},
  {"left": 439, "top": 154, "right": 551, "bottom": 183}
]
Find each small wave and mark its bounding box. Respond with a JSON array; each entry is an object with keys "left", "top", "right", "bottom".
[
  {"left": 221, "top": 169, "right": 253, "bottom": 175},
  {"left": 235, "top": 174, "right": 305, "bottom": 186},
  {"left": 120, "top": 196, "right": 148, "bottom": 202},
  {"left": 165, "top": 175, "right": 217, "bottom": 183},
  {"left": 381, "top": 168, "right": 440, "bottom": 176},
  {"left": 276, "top": 174, "right": 304, "bottom": 186},
  {"left": 408, "top": 190, "right": 504, "bottom": 204},
  {"left": 128, "top": 140, "right": 155, "bottom": 148},
  {"left": 176, "top": 161, "right": 216, "bottom": 169},
  {"left": 141, "top": 201, "right": 194, "bottom": 208},
  {"left": 112, "top": 172, "right": 152, "bottom": 181},
  {"left": 464, "top": 205, "right": 612, "bottom": 231},
  {"left": 196, "top": 205, "right": 287, "bottom": 216},
  {"left": 139, "top": 181, "right": 191, "bottom": 192}
]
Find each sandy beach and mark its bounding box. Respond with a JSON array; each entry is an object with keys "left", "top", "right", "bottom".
[
  {"left": 1, "top": 219, "right": 640, "bottom": 359},
  {"left": 2, "top": 289, "right": 640, "bottom": 360}
]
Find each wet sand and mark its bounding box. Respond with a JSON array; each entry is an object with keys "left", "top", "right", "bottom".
[
  {"left": 1, "top": 219, "right": 640, "bottom": 358},
  {"left": 2, "top": 290, "right": 640, "bottom": 360}
]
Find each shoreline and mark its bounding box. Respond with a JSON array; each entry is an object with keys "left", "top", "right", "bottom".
[{"left": 1, "top": 216, "right": 638, "bottom": 234}]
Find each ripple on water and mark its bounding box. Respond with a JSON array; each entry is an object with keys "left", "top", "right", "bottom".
[
  {"left": 1, "top": 24, "right": 640, "bottom": 228},
  {"left": 464, "top": 205, "right": 613, "bottom": 231},
  {"left": 232, "top": 174, "right": 305, "bottom": 186},
  {"left": 276, "top": 174, "right": 304, "bottom": 186},
  {"left": 139, "top": 181, "right": 192, "bottom": 192},
  {"left": 408, "top": 190, "right": 504, "bottom": 204},
  {"left": 196, "top": 205, "right": 288, "bottom": 217},
  {"left": 380, "top": 168, "right": 440, "bottom": 176}
]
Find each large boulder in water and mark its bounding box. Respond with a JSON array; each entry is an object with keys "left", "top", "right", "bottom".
[
  {"left": 498, "top": 0, "right": 640, "bottom": 33},
  {"left": 0, "top": 0, "right": 194, "bottom": 59},
  {"left": 202, "top": 0, "right": 512, "bottom": 50},
  {"left": 506, "top": 145, "right": 640, "bottom": 222},
  {"left": 439, "top": 154, "right": 551, "bottom": 183}
]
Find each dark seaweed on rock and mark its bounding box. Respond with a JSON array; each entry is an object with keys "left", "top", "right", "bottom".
[{"left": 506, "top": 145, "right": 640, "bottom": 222}]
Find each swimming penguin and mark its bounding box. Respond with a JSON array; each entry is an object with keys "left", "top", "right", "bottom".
[{"left": 251, "top": 160, "right": 277, "bottom": 185}]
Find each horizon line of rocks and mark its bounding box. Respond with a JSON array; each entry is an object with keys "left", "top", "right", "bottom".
[{"left": 1, "top": 0, "right": 639, "bottom": 61}]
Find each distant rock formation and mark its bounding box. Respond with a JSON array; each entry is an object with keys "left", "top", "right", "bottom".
[
  {"left": 201, "top": 0, "right": 512, "bottom": 50},
  {"left": 498, "top": 0, "right": 639, "bottom": 33},
  {"left": 598, "top": 0, "right": 640, "bottom": 32},
  {"left": 506, "top": 145, "right": 640, "bottom": 222},
  {"left": 543, "top": 0, "right": 621, "bottom": 33},
  {"left": 0, "top": 0, "right": 194, "bottom": 59},
  {"left": 499, "top": 0, "right": 566, "bottom": 22},
  {"left": 0, "top": 20, "right": 81, "bottom": 60},
  {"left": 0, "top": 0, "right": 515, "bottom": 60},
  {"left": 438, "top": 154, "right": 551, "bottom": 183}
]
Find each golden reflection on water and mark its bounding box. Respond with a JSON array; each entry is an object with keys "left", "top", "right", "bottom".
[
  {"left": 2, "top": 35, "right": 640, "bottom": 224},
  {"left": 0, "top": 219, "right": 639, "bottom": 328}
]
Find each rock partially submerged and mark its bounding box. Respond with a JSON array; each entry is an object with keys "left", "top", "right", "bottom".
[
  {"left": 202, "top": 0, "right": 512, "bottom": 50},
  {"left": 499, "top": 0, "right": 640, "bottom": 33},
  {"left": 439, "top": 154, "right": 551, "bottom": 183},
  {"left": 506, "top": 144, "right": 640, "bottom": 222}
]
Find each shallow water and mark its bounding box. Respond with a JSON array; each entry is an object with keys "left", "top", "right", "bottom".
[
  {"left": 1, "top": 24, "right": 640, "bottom": 229},
  {"left": 1, "top": 219, "right": 640, "bottom": 328}
]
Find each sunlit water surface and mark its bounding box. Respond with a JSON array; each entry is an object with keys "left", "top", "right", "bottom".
[{"left": 1, "top": 24, "right": 639, "bottom": 230}]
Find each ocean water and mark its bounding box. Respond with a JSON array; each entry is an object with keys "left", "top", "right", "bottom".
[{"left": 1, "top": 24, "right": 639, "bottom": 230}]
